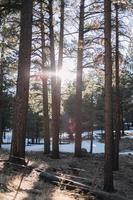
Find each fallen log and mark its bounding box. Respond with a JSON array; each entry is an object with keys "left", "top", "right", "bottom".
[
  {"left": 58, "top": 173, "right": 89, "bottom": 182},
  {"left": 40, "top": 172, "right": 90, "bottom": 193}
]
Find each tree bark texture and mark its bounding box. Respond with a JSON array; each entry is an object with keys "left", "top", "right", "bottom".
[
  {"left": 49, "top": 0, "right": 59, "bottom": 158},
  {"left": 40, "top": 0, "right": 50, "bottom": 154},
  {"left": 10, "top": 0, "right": 33, "bottom": 164},
  {"left": 56, "top": 0, "right": 65, "bottom": 154},
  {"left": 0, "top": 36, "right": 4, "bottom": 148},
  {"left": 103, "top": 0, "right": 114, "bottom": 192},
  {"left": 75, "top": 0, "right": 85, "bottom": 157},
  {"left": 113, "top": 3, "right": 120, "bottom": 171}
]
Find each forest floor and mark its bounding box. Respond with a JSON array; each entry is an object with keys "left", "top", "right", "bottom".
[{"left": 0, "top": 137, "right": 133, "bottom": 200}]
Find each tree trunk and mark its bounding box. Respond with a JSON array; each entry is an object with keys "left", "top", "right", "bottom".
[
  {"left": 31, "top": 135, "right": 35, "bottom": 144},
  {"left": 103, "top": 0, "right": 114, "bottom": 192},
  {"left": 120, "top": 105, "right": 124, "bottom": 136},
  {"left": 75, "top": 0, "right": 84, "bottom": 157},
  {"left": 0, "top": 35, "right": 4, "bottom": 148},
  {"left": 48, "top": 0, "right": 59, "bottom": 158},
  {"left": 90, "top": 95, "right": 94, "bottom": 154},
  {"left": 9, "top": 0, "right": 33, "bottom": 165},
  {"left": 35, "top": 119, "right": 39, "bottom": 144},
  {"left": 56, "top": 0, "right": 65, "bottom": 152},
  {"left": 90, "top": 128, "right": 93, "bottom": 154},
  {"left": 40, "top": 0, "right": 50, "bottom": 154},
  {"left": 113, "top": 3, "right": 120, "bottom": 171}
]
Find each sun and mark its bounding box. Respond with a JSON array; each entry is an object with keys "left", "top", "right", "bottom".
[
  {"left": 57, "top": 67, "right": 76, "bottom": 83},
  {"left": 30, "top": 59, "right": 76, "bottom": 84},
  {"left": 57, "top": 59, "right": 76, "bottom": 83}
]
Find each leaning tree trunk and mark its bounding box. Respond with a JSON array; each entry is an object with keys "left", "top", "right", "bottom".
[
  {"left": 103, "top": 0, "right": 114, "bottom": 192},
  {"left": 40, "top": 0, "right": 50, "bottom": 154},
  {"left": 49, "top": 0, "right": 59, "bottom": 158},
  {"left": 113, "top": 3, "right": 120, "bottom": 171},
  {"left": 75, "top": 0, "right": 84, "bottom": 157},
  {"left": 9, "top": 0, "right": 33, "bottom": 165}
]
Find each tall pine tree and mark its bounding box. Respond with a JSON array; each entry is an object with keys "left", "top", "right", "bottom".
[
  {"left": 103, "top": 0, "right": 114, "bottom": 192},
  {"left": 75, "top": 0, "right": 85, "bottom": 157},
  {"left": 10, "top": 0, "right": 33, "bottom": 164}
]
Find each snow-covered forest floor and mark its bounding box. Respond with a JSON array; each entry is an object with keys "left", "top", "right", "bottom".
[
  {"left": 0, "top": 136, "right": 133, "bottom": 200},
  {"left": 1, "top": 130, "right": 133, "bottom": 155}
]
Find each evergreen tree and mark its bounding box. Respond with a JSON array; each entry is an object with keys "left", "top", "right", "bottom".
[
  {"left": 0, "top": 31, "right": 4, "bottom": 147},
  {"left": 9, "top": 0, "right": 33, "bottom": 165},
  {"left": 48, "top": 0, "right": 59, "bottom": 158},
  {"left": 75, "top": 0, "right": 85, "bottom": 157},
  {"left": 40, "top": 0, "right": 50, "bottom": 154},
  {"left": 56, "top": 0, "right": 65, "bottom": 156},
  {"left": 113, "top": 2, "right": 120, "bottom": 171},
  {"left": 103, "top": 0, "right": 114, "bottom": 192}
]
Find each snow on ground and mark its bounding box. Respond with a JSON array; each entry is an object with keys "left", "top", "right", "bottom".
[
  {"left": 2, "top": 140, "right": 105, "bottom": 153},
  {"left": 121, "top": 130, "right": 133, "bottom": 139},
  {"left": 3, "top": 131, "right": 12, "bottom": 143},
  {"left": 122, "top": 135, "right": 133, "bottom": 139},
  {"left": 124, "top": 130, "right": 133, "bottom": 134},
  {"left": 119, "top": 151, "right": 133, "bottom": 155},
  {"left": 60, "top": 140, "right": 105, "bottom": 153},
  {"left": 2, "top": 129, "right": 133, "bottom": 154},
  {"left": 123, "top": 130, "right": 133, "bottom": 136}
]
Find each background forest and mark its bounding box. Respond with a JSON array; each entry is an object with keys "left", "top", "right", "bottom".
[{"left": 0, "top": 0, "right": 133, "bottom": 199}]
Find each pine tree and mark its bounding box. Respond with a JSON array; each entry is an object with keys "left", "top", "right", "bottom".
[
  {"left": 48, "top": 0, "right": 59, "bottom": 158},
  {"left": 75, "top": 0, "right": 85, "bottom": 157},
  {"left": 56, "top": 0, "right": 65, "bottom": 155},
  {"left": 40, "top": 0, "right": 50, "bottom": 154},
  {"left": 0, "top": 31, "right": 4, "bottom": 148},
  {"left": 113, "top": 2, "right": 120, "bottom": 171},
  {"left": 103, "top": 0, "right": 114, "bottom": 192},
  {"left": 9, "top": 0, "right": 33, "bottom": 165}
]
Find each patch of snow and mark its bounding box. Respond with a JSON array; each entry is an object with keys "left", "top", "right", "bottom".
[
  {"left": 124, "top": 130, "right": 133, "bottom": 135},
  {"left": 119, "top": 151, "right": 133, "bottom": 155},
  {"left": 121, "top": 135, "right": 133, "bottom": 139},
  {"left": 2, "top": 129, "right": 133, "bottom": 154},
  {"left": 2, "top": 140, "right": 105, "bottom": 154},
  {"left": 3, "top": 131, "right": 12, "bottom": 143},
  {"left": 60, "top": 132, "right": 69, "bottom": 139},
  {"left": 87, "top": 141, "right": 104, "bottom": 153}
]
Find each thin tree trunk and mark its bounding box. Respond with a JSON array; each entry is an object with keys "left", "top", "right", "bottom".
[
  {"left": 32, "top": 134, "right": 35, "bottom": 144},
  {"left": 90, "top": 95, "right": 94, "bottom": 154},
  {"left": 35, "top": 119, "right": 39, "bottom": 144},
  {"left": 56, "top": 0, "right": 65, "bottom": 150},
  {"left": 113, "top": 3, "right": 120, "bottom": 171},
  {"left": 120, "top": 105, "right": 124, "bottom": 136},
  {"left": 49, "top": 0, "right": 59, "bottom": 158},
  {"left": 103, "top": 0, "right": 114, "bottom": 192},
  {"left": 0, "top": 36, "right": 4, "bottom": 148},
  {"left": 90, "top": 128, "right": 93, "bottom": 154},
  {"left": 75, "top": 0, "right": 84, "bottom": 157},
  {"left": 40, "top": 0, "right": 50, "bottom": 154},
  {"left": 9, "top": 0, "right": 33, "bottom": 165}
]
